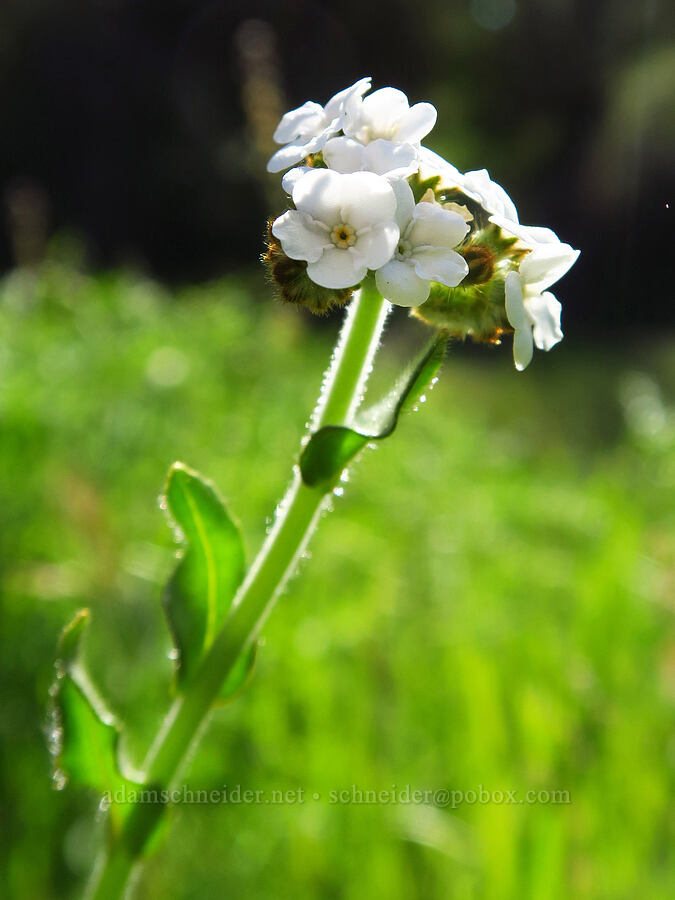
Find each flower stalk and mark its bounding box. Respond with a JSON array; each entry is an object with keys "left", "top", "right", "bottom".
[{"left": 85, "top": 279, "right": 390, "bottom": 900}]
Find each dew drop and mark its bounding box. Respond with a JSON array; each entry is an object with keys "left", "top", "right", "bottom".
[{"left": 44, "top": 702, "right": 64, "bottom": 758}]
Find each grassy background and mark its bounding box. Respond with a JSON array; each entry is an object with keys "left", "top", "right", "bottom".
[{"left": 0, "top": 258, "right": 673, "bottom": 898}]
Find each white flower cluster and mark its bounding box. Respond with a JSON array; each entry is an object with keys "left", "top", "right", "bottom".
[
  {"left": 418, "top": 149, "right": 580, "bottom": 370},
  {"left": 268, "top": 78, "right": 579, "bottom": 370}
]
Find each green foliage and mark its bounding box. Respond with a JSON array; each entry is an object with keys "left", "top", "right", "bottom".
[
  {"left": 162, "top": 463, "right": 245, "bottom": 686},
  {"left": 0, "top": 263, "right": 673, "bottom": 899},
  {"left": 300, "top": 426, "right": 369, "bottom": 489},
  {"left": 300, "top": 333, "right": 447, "bottom": 488},
  {"left": 49, "top": 610, "right": 134, "bottom": 834},
  {"left": 55, "top": 680, "right": 122, "bottom": 798}
]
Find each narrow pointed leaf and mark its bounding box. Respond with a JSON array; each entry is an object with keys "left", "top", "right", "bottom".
[
  {"left": 300, "top": 332, "right": 447, "bottom": 489},
  {"left": 56, "top": 677, "right": 126, "bottom": 794},
  {"left": 49, "top": 610, "right": 135, "bottom": 833},
  {"left": 162, "top": 463, "right": 245, "bottom": 685}
]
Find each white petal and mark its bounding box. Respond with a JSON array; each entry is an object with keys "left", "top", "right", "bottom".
[
  {"left": 267, "top": 122, "right": 339, "bottom": 173},
  {"left": 488, "top": 213, "right": 521, "bottom": 239},
  {"left": 338, "top": 172, "right": 397, "bottom": 229},
  {"left": 267, "top": 142, "right": 310, "bottom": 174},
  {"left": 341, "top": 88, "right": 368, "bottom": 135},
  {"left": 355, "top": 222, "right": 399, "bottom": 270},
  {"left": 505, "top": 271, "right": 533, "bottom": 371},
  {"left": 462, "top": 169, "right": 519, "bottom": 221},
  {"left": 281, "top": 166, "right": 312, "bottom": 195},
  {"left": 520, "top": 244, "right": 580, "bottom": 292},
  {"left": 505, "top": 271, "right": 528, "bottom": 328},
  {"left": 273, "top": 102, "right": 325, "bottom": 144},
  {"left": 324, "top": 77, "right": 372, "bottom": 120},
  {"left": 357, "top": 87, "right": 410, "bottom": 138},
  {"left": 417, "top": 147, "right": 464, "bottom": 187},
  {"left": 271, "top": 210, "right": 330, "bottom": 263},
  {"left": 516, "top": 224, "right": 562, "bottom": 245},
  {"left": 307, "top": 247, "right": 367, "bottom": 289},
  {"left": 512, "top": 328, "right": 534, "bottom": 371},
  {"left": 292, "top": 168, "right": 344, "bottom": 226},
  {"left": 491, "top": 216, "right": 564, "bottom": 250},
  {"left": 525, "top": 291, "right": 563, "bottom": 351},
  {"left": 323, "top": 137, "right": 366, "bottom": 173},
  {"left": 376, "top": 259, "right": 430, "bottom": 307},
  {"left": 390, "top": 179, "right": 415, "bottom": 232},
  {"left": 362, "top": 139, "right": 417, "bottom": 176},
  {"left": 487, "top": 180, "right": 518, "bottom": 223},
  {"left": 394, "top": 102, "right": 437, "bottom": 143},
  {"left": 412, "top": 247, "right": 469, "bottom": 287},
  {"left": 408, "top": 203, "right": 469, "bottom": 250}
]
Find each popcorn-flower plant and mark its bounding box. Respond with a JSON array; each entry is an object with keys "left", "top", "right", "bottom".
[{"left": 49, "top": 77, "right": 579, "bottom": 899}]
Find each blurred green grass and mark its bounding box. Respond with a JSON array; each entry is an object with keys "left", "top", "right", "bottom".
[{"left": 0, "top": 260, "right": 673, "bottom": 899}]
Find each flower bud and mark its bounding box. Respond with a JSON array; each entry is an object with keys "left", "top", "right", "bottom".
[
  {"left": 411, "top": 219, "right": 527, "bottom": 343},
  {"left": 412, "top": 276, "right": 511, "bottom": 344},
  {"left": 262, "top": 221, "right": 354, "bottom": 315}
]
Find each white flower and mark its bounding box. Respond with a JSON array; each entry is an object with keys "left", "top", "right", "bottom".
[
  {"left": 271, "top": 168, "right": 399, "bottom": 289},
  {"left": 343, "top": 87, "right": 437, "bottom": 147},
  {"left": 267, "top": 78, "right": 371, "bottom": 174},
  {"left": 323, "top": 137, "right": 418, "bottom": 178},
  {"left": 505, "top": 238, "right": 580, "bottom": 370},
  {"left": 374, "top": 181, "right": 469, "bottom": 307}
]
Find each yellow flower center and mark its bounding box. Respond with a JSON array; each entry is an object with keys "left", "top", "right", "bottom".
[{"left": 330, "top": 223, "right": 356, "bottom": 249}]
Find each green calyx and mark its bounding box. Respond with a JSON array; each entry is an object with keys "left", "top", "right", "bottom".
[
  {"left": 412, "top": 276, "right": 511, "bottom": 343},
  {"left": 262, "top": 220, "right": 356, "bottom": 315},
  {"left": 413, "top": 214, "right": 530, "bottom": 343}
]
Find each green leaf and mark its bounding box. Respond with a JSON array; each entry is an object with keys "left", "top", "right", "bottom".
[
  {"left": 298, "top": 427, "right": 369, "bottom": 490},
  {"left": 56, "top": 677, "right": 125, "bottom": 795},
  {"left": 49, "top": 610, "right": 135, "bottom": 833},
  {"left": 300, "top": 332, "right": 447, "bottom": 489},
  {"left": 162, "top": 463, "right": 246, "bottom": 685}
]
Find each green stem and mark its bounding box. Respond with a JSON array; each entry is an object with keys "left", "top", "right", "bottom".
[
  {"left": 86, "top": 280, "right": 390, "bottom": 899},
  {"left": 312, "top": 275, "right": 391, "bottom": 428}
]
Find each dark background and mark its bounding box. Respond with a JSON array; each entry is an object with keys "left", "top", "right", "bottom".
[{"left": 0, "top": 0, "right": 673, "bottom": 332}]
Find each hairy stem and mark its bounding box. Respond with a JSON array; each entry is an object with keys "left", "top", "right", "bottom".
[{"left": 86, "top": 280, "right": 390, "bottom": 899}]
